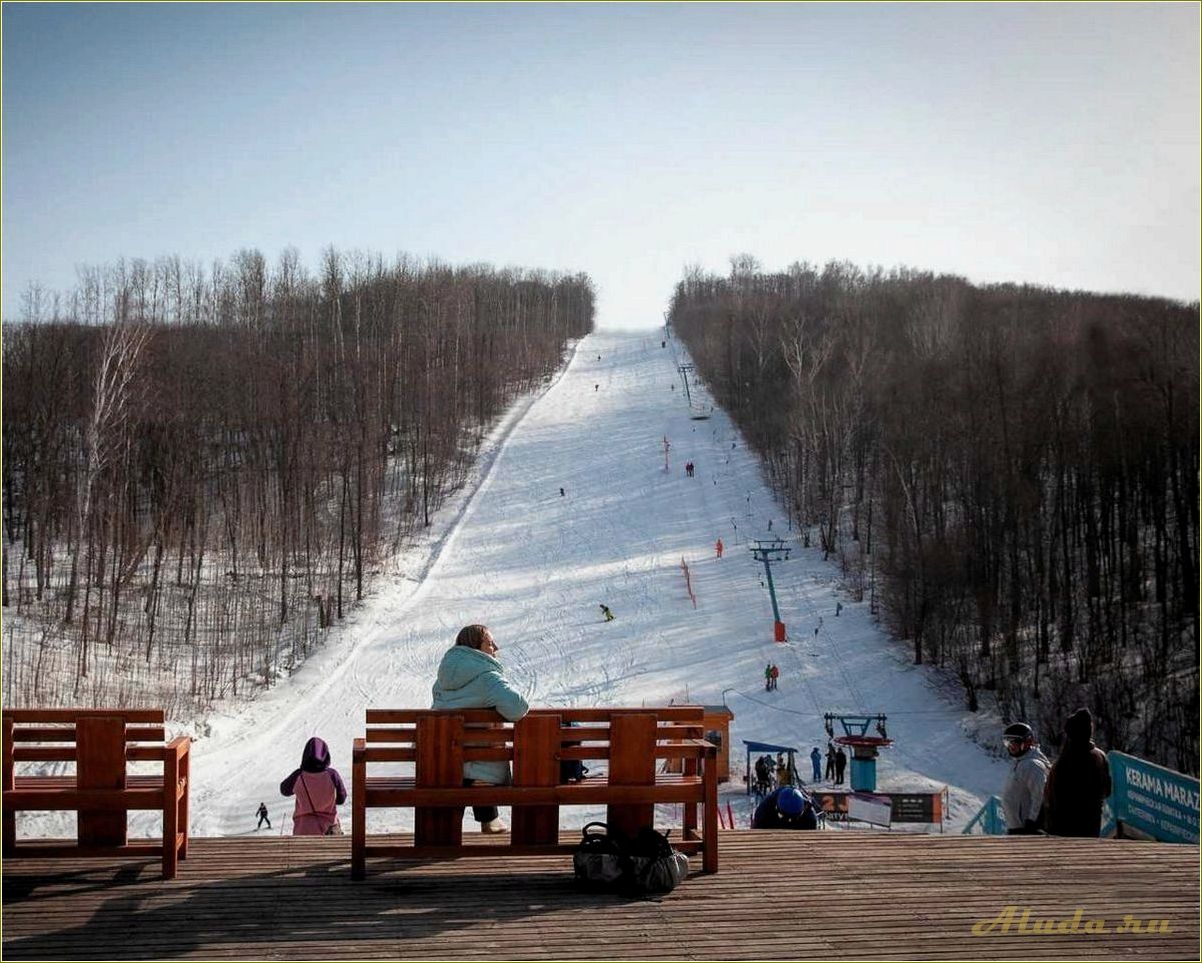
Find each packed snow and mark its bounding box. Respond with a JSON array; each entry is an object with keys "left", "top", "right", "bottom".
[{"left": 22, "top": 330, "right": 1013, "bottom": 839}]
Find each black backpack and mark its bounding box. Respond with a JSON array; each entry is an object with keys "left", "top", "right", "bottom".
[{"left": 572, "top": 822, "right": 627, "bottom": 888}]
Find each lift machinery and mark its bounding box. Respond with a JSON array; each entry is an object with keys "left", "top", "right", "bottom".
[{"left": 824, "top": 713, "right": 892, "bottom": 792}]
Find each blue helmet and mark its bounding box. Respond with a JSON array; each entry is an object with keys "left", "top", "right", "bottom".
[{"left": 776, "top": 786, "right": 806, "bottom": 817}]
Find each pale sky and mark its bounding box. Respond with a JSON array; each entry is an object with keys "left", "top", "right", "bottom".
[{"left": 3, "top": 2, "right": 1199, "bottom": 329}]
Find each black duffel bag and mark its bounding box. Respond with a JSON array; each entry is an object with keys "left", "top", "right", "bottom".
[{"left": 572, "top": 822, "right": 690, "bottom": 896}]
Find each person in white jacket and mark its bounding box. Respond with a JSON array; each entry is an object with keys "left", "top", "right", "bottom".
[
  {"left": 431, "top": 624, "right": 529, "bottom": 833},
  {"left": 1001, "top": 722, "right": 1051, "bottom": 834}
]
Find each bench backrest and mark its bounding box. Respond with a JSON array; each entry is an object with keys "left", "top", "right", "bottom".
[
  {"left": 2, "top": 709, "right": 169, "bottom": 786},
  {"left": 361, "top": 706, "right": 706, "bottom": 780}
]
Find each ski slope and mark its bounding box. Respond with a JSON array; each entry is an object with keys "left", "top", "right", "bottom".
[{"left": 133, "top": 330, "right": 1013, "bottom": 836}]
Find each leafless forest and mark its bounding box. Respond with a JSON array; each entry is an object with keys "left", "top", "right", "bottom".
[
  {"left": 2, "top": 249, "right": 594, "bottom": 716},
  {"left": 669, "top": 258, "right": 1198, "bottom": 773}
]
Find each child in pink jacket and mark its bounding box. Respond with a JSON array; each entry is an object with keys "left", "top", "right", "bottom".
[{"left": 280, "top": 736, "right": 347, "bottom": 835}]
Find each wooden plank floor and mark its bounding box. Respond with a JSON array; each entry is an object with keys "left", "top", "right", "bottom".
[{"left": 3, "top": 831, "right": 1198, "bottom": 960}]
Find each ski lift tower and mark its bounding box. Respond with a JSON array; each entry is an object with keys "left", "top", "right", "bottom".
[
  {"left": 750, "top": 538, "right": 791, "bottom": 642},
  {"left": 677, "top": 362, "right": 695, "bottom": 404},
  {"left": 676, "top": 362, "right": 710, "bottom": 419},
  {"left": 825, "top": 713, "right": 893, "bottom": 792}
]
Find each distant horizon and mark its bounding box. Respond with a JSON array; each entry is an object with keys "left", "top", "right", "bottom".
[{"left": 4, "top": 3, "right": 1198, "bottom": 328}]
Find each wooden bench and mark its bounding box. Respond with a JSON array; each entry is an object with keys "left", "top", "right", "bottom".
[
  {"left": 352, "top": 706, "right": 718, "bottom": 880},
  {"left": 2, "top": 709, "right": 191, "bottom": 880}
]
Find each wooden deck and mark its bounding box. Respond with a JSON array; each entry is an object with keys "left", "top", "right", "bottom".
[{"left": 2, "top": 831, "right": 1198, "bottom": 960}]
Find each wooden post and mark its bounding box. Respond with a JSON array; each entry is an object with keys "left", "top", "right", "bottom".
[
  {"left": 607, "top": 714, "right": 656, "bottom": 839},
  {"left": 177, "top": 739, "right": 190, "bottom": 860},
  {"left": 163, "top": 743, "right": 179, "bottom": 879},
  {"left": 703, "top": 743, "right": 719, "bottom": 873},
  {"left": 511, "top": 715, "right": 560, "bottom": 846},
  {"left": 351, "top": 738, "right": 367, "bottom": 880},
  {"left": 683, "top": 746, "right": 699, "bottom": 840},
  {"left": 3, "top": 716, "right": 15, "bottom": 855},
  {"left": 76, "top": 716, "right": 127, "bottom": 847},
  {"left": 414, "top": 714, "right": 463, "bottom": 847}
]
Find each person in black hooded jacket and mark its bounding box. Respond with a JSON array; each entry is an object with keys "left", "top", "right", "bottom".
[{"left": 1043, "top": 708, "right": 1111, "bottom": 837}]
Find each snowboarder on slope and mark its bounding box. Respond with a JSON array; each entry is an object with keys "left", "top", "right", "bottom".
[
  {"left": 600, "top": 604, "right": 615, "bottom": 622},
  {"left": 256, "top": 802, "right": 271, "bottom": 830}
]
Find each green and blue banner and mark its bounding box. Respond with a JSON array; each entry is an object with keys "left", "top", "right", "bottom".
[{"left": 1106, "top": 751, "right": 1199, "bottom": 844}]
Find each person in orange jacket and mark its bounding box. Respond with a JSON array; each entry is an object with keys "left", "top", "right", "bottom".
[{"left": 715, "top": 538, "right": 724, "bottom": 559}]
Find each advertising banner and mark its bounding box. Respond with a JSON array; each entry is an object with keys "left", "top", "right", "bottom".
[
  {"left": 1108, "top": 751, "right": 1199, "bottom": 844},
  {"left": 890, "top": 793, "right": 937, "bottom": 823},
  {"left": 848, "top": 792, "right": 893, "bottom": 827},
  {"left": 811, "top": 789, "right": 946, "bottom": 827}
]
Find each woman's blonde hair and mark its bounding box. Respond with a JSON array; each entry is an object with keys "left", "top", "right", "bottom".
[{"left": 455, "top": 624, "right": 491, "bottom": 649}]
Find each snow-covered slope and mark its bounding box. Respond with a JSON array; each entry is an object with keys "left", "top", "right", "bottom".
[{"left": 58, "top": 330, "right": 1013, "bottom": 838}]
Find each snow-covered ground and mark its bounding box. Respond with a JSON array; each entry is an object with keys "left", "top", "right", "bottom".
[{"left": 21, "top": 330, "right": 1011, "bottom": 839}]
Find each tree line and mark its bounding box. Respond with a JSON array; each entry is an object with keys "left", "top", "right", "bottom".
[
  {"left": 2, "top": 249, "right": 594, "bottom": 714},
  {"left": 669, "top": 258, "right": 1198, "bottom": 774}
]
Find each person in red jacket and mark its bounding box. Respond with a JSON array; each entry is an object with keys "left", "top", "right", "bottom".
[{"left": 715, "top": 538, "right": 724, "bottom": 559}]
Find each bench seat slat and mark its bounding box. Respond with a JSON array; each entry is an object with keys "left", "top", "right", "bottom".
[
  {"left": 362, "top": 838, "right": 706, "bottom": 861},
  {"left": 5, "top": 786, "right": 167, "bottom": 810},
  {"left": 5, "top": 842, "right": 168, "bottom": 858}
]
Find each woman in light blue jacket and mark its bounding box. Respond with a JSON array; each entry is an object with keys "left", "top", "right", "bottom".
[{"left": 431, "top": 624, "right": 529, "bottom": 833}]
